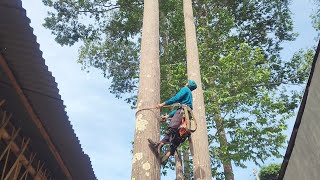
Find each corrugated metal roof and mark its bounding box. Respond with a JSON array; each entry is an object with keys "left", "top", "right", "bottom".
[{"left": 0, "top": 0, "right": 96, "bottom": 179}]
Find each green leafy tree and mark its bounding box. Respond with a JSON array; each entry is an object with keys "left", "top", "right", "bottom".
[
  {"left": 259, "top": 163, "right": 281, "bottom": 180},
  {"left": 194, "top": 1, "right": 311, "bottom": 179},
  {"left": 312, "top": 0, "right": 320, "bottom": 32},
  {"left": 42, "top": 0, "right": 312, "bottom": 179}
]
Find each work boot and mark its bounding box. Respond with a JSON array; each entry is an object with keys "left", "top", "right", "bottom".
[
  {"left": 161, "top": 151, "right": 171, "bottom": 165},
  {"left": 148, "top": 139, "right": 164, "bottom": 155},
  {"left": 157, "top": 142, "right": 164, "bottom": 155},
  {"left": 147, "top": 139, "right": 159, "bottom": 148}
]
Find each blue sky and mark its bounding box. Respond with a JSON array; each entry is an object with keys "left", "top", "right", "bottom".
[{"left": 22, "top": 1, "right": 318, "bottom": 179}]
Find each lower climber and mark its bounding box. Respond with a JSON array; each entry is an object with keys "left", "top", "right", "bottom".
[{"left": 148, "top": 79, "right": 197, "bottom": 163}]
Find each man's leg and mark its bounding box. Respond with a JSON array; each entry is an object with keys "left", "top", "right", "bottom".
[
  {"left": 159, "top": 109, "right": 183, "bottom": 143},
  {"left": 160, "top": 139, "right": 180, "bottom": 164},
  {"left": 168, "top": 109, "right": 184, "bottom": 129},
  {"left": 149, "top": 109, "right": 184, "bottom": 155},
  {"left": 148, "top": 138, "right": 163, "bottom": 158}
]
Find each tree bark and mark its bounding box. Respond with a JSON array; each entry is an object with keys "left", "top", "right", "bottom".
[
  {"left": 183, "top": 0, "right": 212, "bottom": 179},
  {"left": 175, "top": 148, "right": 184, "bottom": 180},
  {"left": 183, "top": 147, "right": 191, "bottom": 180},
  {"left": 215, "top": 115, "right": 234, "bottom": 180},
  {"left": 131, "top": 1, "right": 160, "bottom": 180}
]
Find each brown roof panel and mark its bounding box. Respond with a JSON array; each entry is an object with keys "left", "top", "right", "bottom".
[
  {"left": 0, "top": 1, "right": 96, "bottom": 179},
  {"left": 0, "top": 82, "right": 66, "bottom": 179}
]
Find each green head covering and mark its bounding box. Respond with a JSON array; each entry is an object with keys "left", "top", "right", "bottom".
[{"left": 188, "top": 80, "right": 197, "bottom": 91}]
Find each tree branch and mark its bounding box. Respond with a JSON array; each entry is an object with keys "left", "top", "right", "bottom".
[
  {"left": 77, "top": 6, "right": 120, "bottom": 13},
  {"left": 251, "top": 76, "right": 306, "bottom": 88}
]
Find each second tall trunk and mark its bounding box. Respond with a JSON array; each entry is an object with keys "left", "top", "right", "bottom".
[{"left": 183, "top": 0, "right": 212, "bottom": 179}]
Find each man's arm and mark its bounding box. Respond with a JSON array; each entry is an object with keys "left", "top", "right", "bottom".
[
  {"left": 160, "top": 110, "right": 176, "bottom": 122},
  {"left": 165, "top": 87, "right": 188, "bottom": 105},
  {"left": 157, "top": 87, "right": 188, "bottom": 108}
]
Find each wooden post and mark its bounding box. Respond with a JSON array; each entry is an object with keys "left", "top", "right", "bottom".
[
  {"left": 19, "top": 153, "right": 36, "bottom": 180},
  {"left": 1, "top": 146, "right": 11, "bottom": 180},
  {"left": 0, "top": 54, "right": 72, "bottom": 180},
  {"left": 0, "top": 128, "right": 20, "bottom": 160},
  {"left": 34, "top": 161, "right": 45, "bottom": 179},
  {"left": 19, "top": 169, "right": 29, "bottom": 180},
  {"left": 4, "top": 139, "right": 30, "bottom": 180},
  {"left": 0, "top": 112, "right": 50, "bottom": 179},
  {"left": 12, "top": 162, "right": 22, "bottom": 180},
  {"left": 0, "top": 112, "right": 12, "bottom": 140},
  {"left": 0, "top": 99, "right": 5, "bottom": 107}
]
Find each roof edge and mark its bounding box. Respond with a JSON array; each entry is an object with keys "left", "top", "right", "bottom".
[{"left": 0, "top": 53, "right": 73, "bottom": 180}]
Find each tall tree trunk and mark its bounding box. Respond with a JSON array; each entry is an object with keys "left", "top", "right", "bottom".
[
  {"left": 175, "top": 148, "right": 184, "bottom": 180},
  {"left": 183, "top": 0, "right": 212, "bottom": 179},
  {"left": 215, "top": 114, "right": 234, "bottom": 180},
  {"left": 131, "top": 1, "right": 160, "bottom": 180},
  {"left": 183, "top": 147, "right": 191, "bottom": 180}
]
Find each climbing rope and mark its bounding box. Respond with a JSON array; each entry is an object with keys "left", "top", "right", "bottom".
[
  {"left": 135, "top": 103, "right": 179, "bottom": 118},
  {"left": 135, "top": 103, "right": 197, "bottom": 132}
]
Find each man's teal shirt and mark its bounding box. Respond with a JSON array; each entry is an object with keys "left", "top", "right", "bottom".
[{"left": 164, "top": 87, "right": 193, "bottom": 117}]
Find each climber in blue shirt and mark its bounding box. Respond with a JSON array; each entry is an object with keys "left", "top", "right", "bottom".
[
  {"left": 148, "top": 80, "right": 197, "bottom": 158},
  {"left": 159, "top": 81, "right": 195, "bottom": 118}
]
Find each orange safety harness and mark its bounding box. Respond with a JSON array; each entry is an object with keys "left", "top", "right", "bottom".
[{"left": 178, "top": 104, "right": 197, "bottom": 137}]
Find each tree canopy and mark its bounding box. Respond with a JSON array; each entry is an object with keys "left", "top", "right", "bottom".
[
  {"left": 42, "top": 0, "right": 313, "bottom": 178},
  {"left": 259, "top": 163, "right": 281, "bottom": 180}
]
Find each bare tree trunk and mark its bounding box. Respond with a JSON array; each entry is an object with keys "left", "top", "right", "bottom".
[
  {"left": 176, "top": 148, "right": 184, "bottom": 180},
  {"left": 183, "top": 147, "right": 191, "bottom": 180},
  {"left": 183, "top": 0, "right": 212, "bottom": 179},
  {"left": 215, "top": 115, "right": 234, "bottom": 180},
  {"left": 131, "top": 1, "right": 160, "bottom": 180}
]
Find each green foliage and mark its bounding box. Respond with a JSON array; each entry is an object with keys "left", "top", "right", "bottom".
[
  {"left": 78, "top": 38, "right": 140, "bottom": 104},
  {"left": 311, "top": 0, "right": 320, "bottom": 31},
  {"left": 194, "top": 1, "right": 311, "bottom": 178},
  {"left": 259, "top": 163, "right": 281, "bottom": 180},
  {"left": 42, "top": 0, "right": 313, "bottom": 178},
  {"left": 43, "top": 0, "right": 143, "bottom": 104}
]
